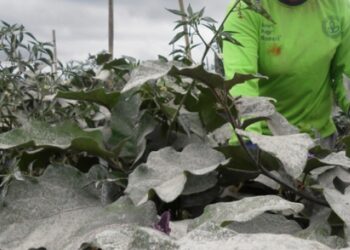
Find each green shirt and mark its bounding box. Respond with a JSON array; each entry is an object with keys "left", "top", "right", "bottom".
[{"left": 223, "top": 0, "right": 350, "bottom": 139}]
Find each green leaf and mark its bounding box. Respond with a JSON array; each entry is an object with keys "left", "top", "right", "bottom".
[
  {"left": 187, "top": 4, "right": 193, "bottom": 16},
  {"left": 221, "top": 31, "right": 242, "bottom": 46},
  {"left": 96, "top": 52, "right": 112, "bottom": 65},
  {"left": 169, "top": 31, "right": 186, "bottom": 45},
  {"left": 342, "top": 135, "right": 350, "bottom": 157},
  {"left": 237, "top": 130, "right": 315, "bottom": 178},
  {"left": 109, "top": 92, "right": 157, "bottom": 159},
  {"left": 166, "top": 8, "right": 187, "bottom": 17},
  {"left": 196, "top": 85, "right": 227, "bottom": 131},
  {"left": 188, "top": 195, "right": 304, "bottom": 230},
  {"left": 125, "top": 143, "right": 228, "bottom": 205},
  {"left": 57, "top": 88, "right": 121, "bottom": 110},
  {"left": 0, "top": 165, "right": 157, "bottom": 250},
  {"left": 0, "top": 120, "right": 113, "bottom": 159},
  {"left": 202, "top": 16, "right": 217, "bottom": 23}
]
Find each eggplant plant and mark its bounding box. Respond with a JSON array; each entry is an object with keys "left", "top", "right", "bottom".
[{"left": 1, "top": 1, "right": 350, "bottom": 249}]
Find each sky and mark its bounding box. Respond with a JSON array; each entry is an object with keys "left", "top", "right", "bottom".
[{"left": 0, "top": 0, "right": 230, "bottom": 62}]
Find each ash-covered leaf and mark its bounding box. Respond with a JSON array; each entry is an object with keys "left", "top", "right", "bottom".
[
  {"left": 125, "top": 144, "right": 227, "bottom": 205},
  {"left": 178, "top": 111, "right": 207, "bottom": 138},
  {"left": 189, "top": 195, "right": 304, "bottom": 230},
  {"left": 0, "top": 120, "right": 113, "bottom": 159},
  {"left": 254, "top": 172, "right": 280, "bottom": 190},
  {"left": 237, "top": 129, "right": 315, "bottom": 178},
  {"left": 227, "top": 213, "right": 301, "bottom": 234},
  {"left": 207, "top": 123, "right": 232, "bottom": 146},
  {"left": 318, "top": 167, "right": 350, "bottom": 227},
  {"left": 319, "top": 151, "right": 350, "bottom": 169},
  {"left": 57, "top": 88, "right": 120, "bottom": 110},
  {"left": 235, "top": 96, "right": 298, "bottom": 135},
  {"left": 181, "top": 172, "right": 218, "bottom": 196},
  {"left": 0, "top": 165, "right": 157, "bottom": 250},
  {"left": 180, "top": 222, "right": 330, "bottom": 250},
  {"left": 307, "top": 151, "right": 350, "bottom": 175},
  {"left": 122, "top": 60, "right": 174, "bottom": 92},
  {"left": 267, "top": 112, "right": 299, "bottom": 135},
  {"left": 295, "top": 209, "right": 347, "bottom": 249},
  {"left": 235, "top": 96, "right": 275, "bottom": 119},
  {"left": 128, "top": 227, "right": 179, "bottom": 250},
  {"left": 168, "top": 64, "right": 265, "bottom": 90}
]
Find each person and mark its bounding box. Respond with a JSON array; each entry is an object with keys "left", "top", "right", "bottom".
[{"left": 223, "top": 0, "right": 350, "bottom": 148}]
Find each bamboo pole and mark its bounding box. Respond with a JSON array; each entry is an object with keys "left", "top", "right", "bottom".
[
  {"left": 52, "top": 29, "right": 58, "bottom": 77},
  {"left": 178, "top": 0, "right": 192, "bottom": 61},
  {"left": 108, "top": 0, "right": 114, "bottom": 57}
]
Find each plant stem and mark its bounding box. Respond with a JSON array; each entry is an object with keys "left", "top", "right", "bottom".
[
  {"left": 201, "top": 0, "right": 241, "bottom": 64},
  {"left": 167, "top": 80, "right": 196, "bottom": 140},
  {"left": 178, "top": 0, "right": 193, "bottom": 61},
  {"left": 194, "top": 24, "right": 223, "bottom": 63},
  {"left": 212, "top": 89, "right": 329, "bottom": 207}
]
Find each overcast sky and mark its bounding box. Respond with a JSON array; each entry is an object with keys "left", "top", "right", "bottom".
[{"left": 0, "top": 0, "right": 230, "bottom": 62}]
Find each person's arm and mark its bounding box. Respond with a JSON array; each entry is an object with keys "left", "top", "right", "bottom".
[
  {"left": 331, "top": 1, "right": 350, "bottom": 113},
  {"left": 223, "top": 2, "right": 262, "bottom": 142}
]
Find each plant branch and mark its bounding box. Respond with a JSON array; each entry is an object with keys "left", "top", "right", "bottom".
[
  {"left": 201, "top": 0, "right": 241, "bottom": 64},
  {"left": 211, "top": 88, "right": 329, "bottom": 207},
  {"left": 194, "top": 24, "right": 223, "bottom": 63},
  {"left": 167, "top": 80, "right": 196, "bottom": 140}
]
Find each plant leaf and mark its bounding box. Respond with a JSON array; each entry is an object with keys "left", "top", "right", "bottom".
[
  {"left": 318, "top": 167, "right": 350, "bottom": 227},
  {"left": 168, "top": 64, "right": 265, "bottom": 90},
  {"left": 181, "top": 172, "right": 218, "bottom": 196},
  {"left": 306, "top": 151, "right": 350, "bottom": 174},
  {"left": 125, "top": 143, "right": 227, "bottom": 205},
  {"left": 181, "top": 225, "right": 330, "bottom": 250},
  {"left": 189, "top": 195, "right": 304, "bottom": 230},
  {"left": 122, "top": 60, "right": 174, "bottom": 92},
  {"left": 0, "top": 165, "right": 157, "bottom": 250},
  {"left": 109, "top": 92, "right": 157, "bottom": 159},
  {"left": 235, "top": 96, "right": 276, "bottom": 119},
  {"left": 0, "top": 120, "right": 113, "bottom": 159},
  {"left": 237, "top": 129, "right": 315, "bottom": 178},
  {"left": 227, "top": 213, "right": 301, "bottom": 234}
]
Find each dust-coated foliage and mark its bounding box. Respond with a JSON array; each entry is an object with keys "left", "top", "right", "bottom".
[{"left": 2, "top": 1, "right": 350, "bottom": 249}]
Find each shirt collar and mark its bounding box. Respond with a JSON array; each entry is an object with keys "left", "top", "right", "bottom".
[{"left": 278, "top": 0, "right": 307, "bottom": 6}]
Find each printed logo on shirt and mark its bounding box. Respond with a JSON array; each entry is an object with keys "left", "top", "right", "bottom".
[
  {"left": 322, "top": 16, "right": 341, "bottom": 38},
  {"left": 261, "top": 23, "right": 281, "bottom": 41}
]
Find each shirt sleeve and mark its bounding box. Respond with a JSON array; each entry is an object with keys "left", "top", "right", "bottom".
[
  {"left": 223, "top": 3, "right": 260, "bottom": 97},
  {"left": 331, "top": 0, "right": 350, "bottom": 113},
  {"left": 223, "top": 2, "right": 263, "bottom": 142}
]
